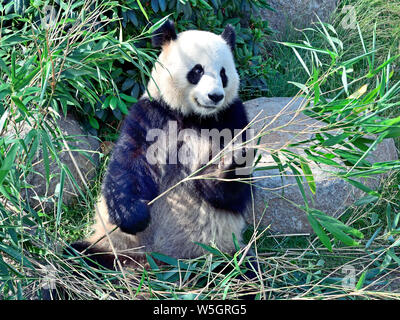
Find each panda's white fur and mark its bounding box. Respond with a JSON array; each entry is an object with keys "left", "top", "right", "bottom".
[
  {"left": 72, "top": 21, "right": 253, "bottom": 269},
  {"left": 145, "top": 30, "right": 240, "bottom": 117},
  {"left": 88, "top": 192, "right": 246, "bottom": 263}
]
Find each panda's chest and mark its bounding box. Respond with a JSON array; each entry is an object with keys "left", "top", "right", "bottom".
[
  {"left": 154, "top": 120, "right": 227, "bottom": 173},
  {"left": 148, "top": 184, "right": 245, "bottom": 258},
  {"left": 176, "top": 129, "right": 216, "bottom": 171}
]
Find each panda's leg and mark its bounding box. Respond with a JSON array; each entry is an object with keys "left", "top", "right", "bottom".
[
  {"left": 66, "top": 240, "right": 118, "bottom": 270},
  {"left": 66, "top": 196, "right": 145, "bottom": 271},
  {"left": 241, "top": 249, "right": 260, "bottom": 280},
  {"left": 238, "top": 260, "right": 261, "bottom": 300}
]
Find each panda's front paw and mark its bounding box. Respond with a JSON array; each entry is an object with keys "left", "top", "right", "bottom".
[
  {"left": 217, "top": 149, "right": 252, "bottom": 179},
  {"left": 109, "top": 199, "right": 151, "bottom": 235}
]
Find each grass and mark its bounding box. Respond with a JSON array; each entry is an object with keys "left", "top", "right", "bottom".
[
  {"left": 264, "top": 0, "right": 400, "bottom": 103},
  {"left": 334, "top": 0, "right": 400, "bottom": 70},
  {"left": 1, "top": 0, "right": 400, "bottom": 300}
]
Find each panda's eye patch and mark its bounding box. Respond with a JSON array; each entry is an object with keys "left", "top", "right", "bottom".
[
  {"left": 220, "top": 67, "right": 228, "bottom": 88},
  {"left": 187, "top": 64, "right": 204, "bottom": 85}
]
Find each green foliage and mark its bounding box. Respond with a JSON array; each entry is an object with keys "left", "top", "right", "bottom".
[
  {"left": 0, "top": 0, "right": 157, "bottom": 298},
  {"left": 265, "top": 20, "right": 400, "bottom": 250},
  {"left": 0, "top": 0, "right": 161, "bottom": 137},
  {"left": 264, "top": 0, "right": 400, "bottom": 100},
  {"left": 2, "top": 0, "right": 273, "bottom": 134},
  {"left": 0, "top": 0, "right": 400, "bottom": 300},
  {"left": 334, "top": 0, "right": 400, "bottom": 79}
]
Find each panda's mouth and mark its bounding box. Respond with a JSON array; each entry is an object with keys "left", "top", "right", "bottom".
[{"left": 194, "top": 98, "right": 216, "bottom": 110}]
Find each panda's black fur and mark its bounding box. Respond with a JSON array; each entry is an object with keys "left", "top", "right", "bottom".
[
  {"left": 103, "top": 97, "right": 251, "bottom": 235},
  {"left": 69, "top": 21, "right": 257, "bottom": 278},
  {"left": 152, "top": 19, "right": 177, "bottom": 47}
]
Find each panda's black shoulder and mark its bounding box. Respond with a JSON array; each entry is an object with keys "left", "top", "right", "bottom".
[
  {"left": 122, "top": 97, "right": 172, "bottom": 133},
  {"left": 106, "top": 97, "right": 173, "bottom": 162},
  {"left": 115, "top": 98, "right": 173, "bottom": 139}
]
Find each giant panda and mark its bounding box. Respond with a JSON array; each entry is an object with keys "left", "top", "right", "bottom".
[{"left": 70, "top": 20, "right": 255, "bottom": 271}]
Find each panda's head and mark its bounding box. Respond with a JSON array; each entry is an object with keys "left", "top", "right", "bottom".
[{"left": 146, "top": 20, "right": 239, "bottom": 117}]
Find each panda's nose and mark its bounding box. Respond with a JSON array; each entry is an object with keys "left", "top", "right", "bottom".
[{"left": 208, "top": 93, "right": 224, "bottom": 103}]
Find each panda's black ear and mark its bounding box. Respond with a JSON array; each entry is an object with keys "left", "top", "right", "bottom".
[
  {"left": 152, "top": 20, "right": 177, "bottom": 47},
  {"left": 221, "top": 24, "right": 236, "bottom": 51}
]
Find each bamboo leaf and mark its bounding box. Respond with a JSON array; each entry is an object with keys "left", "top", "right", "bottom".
[
  {"left": 307, "top": 212, "right": 332, "bottom": 251},
  {"left": 56, "top": 166, "right": 66, "bottom": 229},
  {"left": 365, "top": 227, "right": 381, "bottom": 249},
  {"left": 110, "top": 96, "right": 118, "bottom": 110},
  {"left": 289, "top": 164, "right": 309, "bottom": 208},
  {"left": 367, "top": 54, "right": 400, "bottom": 78},
  {"left": 0, "top": 57, "right": 11, "bottom": 78},
  {"left": 292, "top": 47, "right": 310, "bottom": 76},
  {"left": 0, "top": 144, "right": 19, "bottom": 186},
  {"left": 136, "top": 0, "right": 149, "bottom": 21},
  {"left": 195, "top": 242, "right": 224, "bottom": 257},
  {"left": 300, "top": 158, "right": 316, "bottom": 194},
  {"left": 0, "top": 244, "right": 33, "bottom": 269},
  {"left": 322, "top": 222, "right": 359, "bottom": 246},
  {"left": 356, "top": 271, "right": 367, "bottom": 290},
  {"left": 287, "top": 81, "right": 309, "bottom": 94},
  {"left": 118, "top": 99, "right": 129, "bottom": 115},
  {"left": 342, "top": 66, "right": 349, "bottom": 95},
  {"left": 89, "top": 117, "right": 99, "bottom": 130},
  {"left": 120, "top": 93, "right": 138, "bottom": 103},
  {"left": 0, "top": 110, "right": 9, "bottom": 132}
]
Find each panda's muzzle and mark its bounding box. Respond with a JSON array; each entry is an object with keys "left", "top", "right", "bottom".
[
  {"left": 194, "top": 97, "right": 218, "bottom": 109},
  {"left": 208, "top": 93, "right": 224, "bottom": 103}
]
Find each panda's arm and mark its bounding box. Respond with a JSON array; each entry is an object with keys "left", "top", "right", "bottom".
[
  {"left": 102, "top": 106, "right": 159, "bottom": 235},
  {"left": 193, "top": 99, "right": 254, "bottom": 213},
  {"left": 193, "top": 153, "right": 252, "bottom": 213}
]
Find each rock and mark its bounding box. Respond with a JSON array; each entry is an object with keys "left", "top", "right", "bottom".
[
  {"left": 243, "top": 97, "right": 398, "bottom": 234},
  {"left": 260, "top": 0, "right": 338, "bottom": 38},
  {"left": 8, "top": 114, "right": 100, "bottom": 211}
]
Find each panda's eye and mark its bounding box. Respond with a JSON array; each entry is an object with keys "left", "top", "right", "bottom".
[
  {"left": 187, "top": 64, "right": 204, "bottom": 85},
  {"left": 193, "top": 64, "right": 203, "bottom": 74},
  {"left": 220, "top": 67, "right": 228, "bottom": 88}
]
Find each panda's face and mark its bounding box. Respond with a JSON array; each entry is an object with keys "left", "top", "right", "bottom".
[{"left": 147, "top": 24, "right": 239, "bottom": 117}]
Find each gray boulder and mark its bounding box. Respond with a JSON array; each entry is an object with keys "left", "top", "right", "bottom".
[
  {"left": 260, "top": 0, "right": 338, "bottom": 38},
  {"left": 243, "top": 97, "right": 398, "bottom": 234},
  {"left": 8, "top": 115, "right": 100, "bottom": 211}
]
